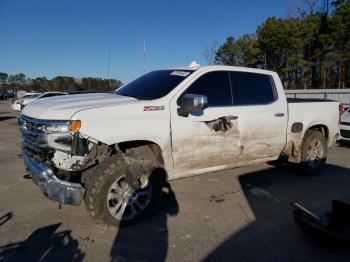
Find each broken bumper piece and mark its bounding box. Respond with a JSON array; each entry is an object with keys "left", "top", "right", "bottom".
[
  {"left": 23, "top": 152, "right": 85, "bottom": 205},
  {"left": 291, "top": 201, "right": 350, "bottom": 244}
]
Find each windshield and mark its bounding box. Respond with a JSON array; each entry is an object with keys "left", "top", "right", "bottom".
[{"left": 114, "top": 70, "right": 194, "bottom": 100}]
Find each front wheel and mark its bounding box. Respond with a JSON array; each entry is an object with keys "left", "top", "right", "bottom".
[
  {"left": 300, "top": 130, "right": 327, "bottom": 175},
  {"left": 84, "top": 154, "right": 163, "bottom": 227}
]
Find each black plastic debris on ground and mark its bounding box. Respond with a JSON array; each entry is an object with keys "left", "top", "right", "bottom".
[{"left": 291, "top": 200, "right": 350, "bottom": 244}]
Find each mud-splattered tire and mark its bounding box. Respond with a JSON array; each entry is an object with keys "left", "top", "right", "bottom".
[
  {"left": 84, "top": 154, "right": 163, "bottom": 227},
  {"left": 300, "top": 130, "right": 327, "bottom": 175}
]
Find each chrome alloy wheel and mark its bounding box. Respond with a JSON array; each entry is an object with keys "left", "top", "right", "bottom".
[
  {"left": 306, "top": 139, "right": 324, "bottom": 168},
  {"left": 106, "top": 176, "right": 152, "bottom": 221}
]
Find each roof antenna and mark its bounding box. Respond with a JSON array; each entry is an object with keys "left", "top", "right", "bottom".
[{"left": 189, "top": 60, "right": 200, "bottom": 68}]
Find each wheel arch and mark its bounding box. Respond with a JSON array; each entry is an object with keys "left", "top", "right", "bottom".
[
  {"left": 82, "top": 139, "right": 168, "bottom": 186},
  {"left": 284, "top": 123, "right": 329, "bottom": 163},
  {"left": 117, "top": 140, "right": 164, "bottom": 164},
  {"left": 307, "top": 124, "right": 329, "bottom": 142},
  {"left": 116, "top": 140, "right": 168, "bottom": 183}
]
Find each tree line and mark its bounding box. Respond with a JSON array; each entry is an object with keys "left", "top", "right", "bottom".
[
  {"left": 0, "top": 72, "right": 123, "bottom": 92},
  {"left": 212, "top": 0, "right": 350, "bottom": 89}
]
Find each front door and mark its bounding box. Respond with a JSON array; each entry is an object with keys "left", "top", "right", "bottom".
[{"left": 170, "top": 71, "right": 242, "bottom": 178}]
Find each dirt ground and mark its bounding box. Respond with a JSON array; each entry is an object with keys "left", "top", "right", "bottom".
[{"left": 1, "top": 100, "right": 350, "bottom": 261}]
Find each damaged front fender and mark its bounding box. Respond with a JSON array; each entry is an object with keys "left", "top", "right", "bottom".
[{"left": 82, "top": 142, "right": 165, "bottom": 191}]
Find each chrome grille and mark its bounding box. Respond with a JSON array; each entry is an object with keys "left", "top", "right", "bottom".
[
  {"left": 340, "top": 129, "right": 350, "bottom": 139},
  {"left": 19, "top": 116, "right": 46, "bottom": 154},
  {"left": 18, "top": 115, "right": 69, "bottom": 154}
]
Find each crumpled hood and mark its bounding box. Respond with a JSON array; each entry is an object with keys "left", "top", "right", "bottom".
[{"left": 21, "top": 93, "right": 138, "bottom": 120}]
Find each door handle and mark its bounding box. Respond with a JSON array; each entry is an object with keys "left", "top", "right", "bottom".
[
  {"left": 274, "top": 112, "right": 285, "bottom": 117},
  {"left": 225, "top": 115, "right": 239, "bottom": 121}
]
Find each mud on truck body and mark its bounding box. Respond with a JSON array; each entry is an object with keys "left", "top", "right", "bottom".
[{"left": 19, "top": 65, "right": 340, "bottom": 226}]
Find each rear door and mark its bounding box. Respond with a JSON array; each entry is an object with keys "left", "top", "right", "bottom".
[
  {"left": 229, "top": 71, "right": 287, "bottom": 161},
  {"left": 170, "top": 71, "right": 242, "bottom": 178}
]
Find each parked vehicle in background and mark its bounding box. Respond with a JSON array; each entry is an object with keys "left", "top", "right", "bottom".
[
  {"left": 11, "top": 92, "right": 67, "bottom": 111},
  {"left": 19, "top": 65, "right": 340, "bottom": 226},
  {"left": 11, "top": 93, "right": 42, "bottom": 111},
  {"left": 339, "top": 107, "right": 350, "bottom": 143},
  {"left": 0, "top": 90, "right": 16, "bottom": 101},
  {"left": 0, "top": 90, "right": 8, "bottom": 100}
]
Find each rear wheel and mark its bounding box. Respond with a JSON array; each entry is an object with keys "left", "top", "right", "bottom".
[
  {"left": 84, "top": 154, "right": 163, "bottom": 227},
  {"left": 300, "top": 130, "right": 327, "bottom": 175}
]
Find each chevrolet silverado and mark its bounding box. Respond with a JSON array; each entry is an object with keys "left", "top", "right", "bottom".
[{"left": 19, "top": 65, "right": 340, "bottom": 226}]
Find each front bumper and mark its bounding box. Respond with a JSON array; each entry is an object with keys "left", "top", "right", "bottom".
[
  {"left": 23, "top": 152, "right": 85, "bottom": 205},
  {"left": 339, "top": 122, "right": 350, "bottom": 141}
]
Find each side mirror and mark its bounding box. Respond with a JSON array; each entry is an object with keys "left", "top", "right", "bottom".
[{"left": 178, "top": 94, "right": 208, "bottom": 117}]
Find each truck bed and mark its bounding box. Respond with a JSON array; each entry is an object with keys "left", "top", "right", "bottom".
[{"left": 286, "top": 99, "right": 340, "bottom": 151}]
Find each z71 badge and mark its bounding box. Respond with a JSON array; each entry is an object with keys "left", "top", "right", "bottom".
[{"left": 143, "top": 106, "right": 165, "bottom": 111}]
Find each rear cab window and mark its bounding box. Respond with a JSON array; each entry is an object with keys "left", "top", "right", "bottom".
[{"left": 229, "top": 71, "right": 277, "bottom": 106}]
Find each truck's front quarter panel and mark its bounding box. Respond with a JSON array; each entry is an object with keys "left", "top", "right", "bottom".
[
  {"left": 19, "top": 100, "right": 173, "bottom": 206},
  {"left": 71, "top": 101, "right": 173, "bottom": 176}
]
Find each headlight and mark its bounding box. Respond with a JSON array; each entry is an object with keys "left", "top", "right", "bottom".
[
  {"left": 38, "top": 121, "right": 81, "bottom": 134},
  {"left": 37, "top": 120, "right": 80, "bottom": 134},
  {"left": 39, "top": 123, "right": 69, "bottom": 133},
  {"left": 19, "top": 116, "right": 81, "bottom": 135}
]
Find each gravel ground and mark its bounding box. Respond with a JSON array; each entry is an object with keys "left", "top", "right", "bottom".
[{"left": 1, "top": 101, "right": 350, "bottom": 261}]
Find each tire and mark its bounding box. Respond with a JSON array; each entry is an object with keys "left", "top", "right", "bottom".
[
  {"left": 84, "top": 154, "right": 163, "bottom": 227},
  {"left": 300, "top": 130, "right": 327, "bottom": 175}
]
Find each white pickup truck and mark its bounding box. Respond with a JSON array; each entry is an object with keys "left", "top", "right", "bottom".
[{"left": 19, "top": 65, "right": 340, "bottom": 226}]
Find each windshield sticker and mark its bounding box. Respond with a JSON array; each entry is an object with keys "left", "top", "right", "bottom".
[
  {"left": 144, "top": 106, "right": 165, "bottom": 111},
  {"left": 171, "top": 71, "right": 190, "bottom": 77}
]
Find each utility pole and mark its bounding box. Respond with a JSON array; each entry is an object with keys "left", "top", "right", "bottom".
[
  {"left": 143, "top": 40, "right": 147, "bottom": 73},
  {"left": 107, "top": 48, "right": 111, "bottom": 88}
]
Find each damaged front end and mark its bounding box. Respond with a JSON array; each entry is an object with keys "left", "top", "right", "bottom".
[{"left": 19, "top": 115, "right": 93, "bottom": 205}]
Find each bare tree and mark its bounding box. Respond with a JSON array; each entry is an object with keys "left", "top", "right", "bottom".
[
  {"left": 202, "top": 41, "right": 219, "bottom": 65},
  {"left": 285, "top": 0, "right": 303, "bottom": 17}
]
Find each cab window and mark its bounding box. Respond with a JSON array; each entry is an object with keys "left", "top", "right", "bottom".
[
  {"left": 229, "top": 71, "right": 277, "bottom": 106},
  {"left": 181, "top": 71, "right": 232, "bottom": 107}
]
